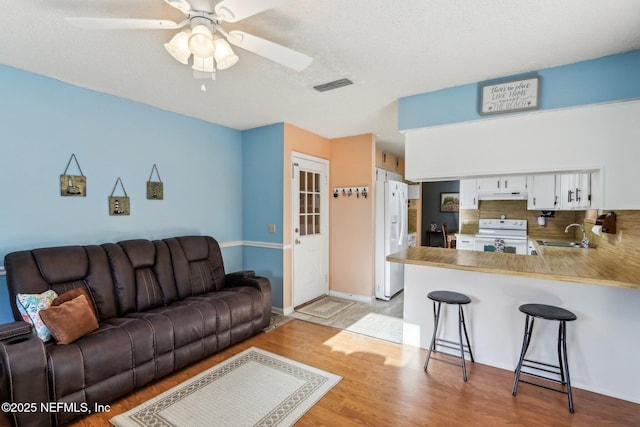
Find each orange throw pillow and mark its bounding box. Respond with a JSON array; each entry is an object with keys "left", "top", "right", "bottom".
[
  {"left": 40, "top": 295, "right": 99, "bottom": 345},
  {"left": 52, "top": 288, "right": 98, "bottom": 318}
]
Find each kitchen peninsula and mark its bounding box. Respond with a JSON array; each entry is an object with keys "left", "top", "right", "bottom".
[{"left": 388, "top": 246, "right": 640, "bottom": 404}]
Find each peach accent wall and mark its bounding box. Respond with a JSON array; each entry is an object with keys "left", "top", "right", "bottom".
[
  {"left": 282, "top": 125, "right": 377, "bottom": 306},
  {"left": 283, "top": 124, "right": 331, "bottom": 309},
  {"left": 329, "top": 134, "right": 376, "bottom": 297}
]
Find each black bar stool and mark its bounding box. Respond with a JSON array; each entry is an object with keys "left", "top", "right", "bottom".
[
  {"left": 512, "top": 303, "right": 577, "bottom": 412},
  {"left": 423, "top": 290, "right": 474, "bottom": 381}
]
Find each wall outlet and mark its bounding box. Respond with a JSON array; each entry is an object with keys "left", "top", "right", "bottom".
[{"left": 268, "top": 224, "right": 276, "bottom": 233}]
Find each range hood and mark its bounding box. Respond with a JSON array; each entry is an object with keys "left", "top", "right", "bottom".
[{"left": 477, "top": 190, "right": 528, "bottom": 201}]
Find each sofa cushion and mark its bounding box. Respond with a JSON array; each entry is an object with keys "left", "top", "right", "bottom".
[
  {"left": 16, "top": 290, "right": 58, "bottom": 341},
  {"left": 104, "top": 240, "right": 179, "bottom": 315},
  {"left": 5, "top": 245, "right": 119, "bottom": 323},
  {"left": 32, "top": 246, "right": 88, "bottom": 284},
  {"left": 165, "top": 236, "right": 226, "bottom": 297},
  {"left": 40, "top": 295, "right": 99, "bottom": 345}
]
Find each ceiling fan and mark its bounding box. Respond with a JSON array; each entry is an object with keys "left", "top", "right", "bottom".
[{"left": 65, "top": 0, "right": 313, "bottom": 78}]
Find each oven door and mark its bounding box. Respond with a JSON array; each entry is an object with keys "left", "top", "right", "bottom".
[{"left": 474, "top": 237, "right": 527, "bottom": 254}]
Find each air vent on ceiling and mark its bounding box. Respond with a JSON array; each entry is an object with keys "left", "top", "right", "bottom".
[{"left": 313, "top": 78, "right": 353, "bottom": 92}]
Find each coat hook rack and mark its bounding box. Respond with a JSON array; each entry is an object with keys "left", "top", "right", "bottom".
[{"left": 333, "top": 186, "right": 369, "bottom": 199}]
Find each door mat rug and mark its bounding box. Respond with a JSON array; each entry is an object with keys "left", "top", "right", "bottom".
[{"left": 295, "top": 296, "right": 355, "bottom": 319}]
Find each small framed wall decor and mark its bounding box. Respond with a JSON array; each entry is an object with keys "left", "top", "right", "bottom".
[
  {"left": 146, "top": 164, "right": 164, "bottom": 200},
  {"left": 479, "top": 75, "right": 540, "bottom": 115},
  {"left": 440, "top": 192, "right": 460, "bottom": 213},
  {"left": 109, "top": 177, "right": 130, "bottom": 216},
  {"left": 60, "top": 154, "right": 87, "bottom": 197}
]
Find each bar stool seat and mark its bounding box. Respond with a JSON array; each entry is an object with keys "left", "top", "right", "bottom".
[
  {"left": 424, "top": 290, "right": 474, "bottom": 381},
  {"left": 512, "top": 303, "right": 577, "bottom": 412}
]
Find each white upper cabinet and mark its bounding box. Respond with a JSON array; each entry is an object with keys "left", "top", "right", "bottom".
[
  {"left": 561, "top": 173, "right": 591, "bottom": 209},
  {"left": 459, "top": 179, "right": 478, "bottom": 209},
  {"left": 526, "top": 172, "right": 594, "bottom": 210},
  {"left": 527, "top": 175, "right": 560, "bottom": 210},
  {"left": 476, "top": 175, "right": 527, "bottom": 199}
]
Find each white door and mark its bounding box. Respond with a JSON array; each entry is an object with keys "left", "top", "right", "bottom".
[{"left": 292, "top": 154, "right": 329, "bottom": 307}]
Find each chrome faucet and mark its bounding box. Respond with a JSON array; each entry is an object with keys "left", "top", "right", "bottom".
[{"left": 564, "top": 223, "right": 589, "bottom": 248}]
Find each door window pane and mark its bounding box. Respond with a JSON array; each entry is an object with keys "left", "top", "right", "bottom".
[
  {"left": 299, "top": 216, "right": 306, "bottom": 236},
  {"left": 298, "top": 170, "right": 322, "bottom": 236}
]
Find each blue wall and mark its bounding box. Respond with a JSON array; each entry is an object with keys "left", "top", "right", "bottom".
[
  {"left": 0, "top": 66, "right": 244, "bottom": 323},
  {"left": 398, "top": 49, "right": 640, "bottom": 130},
  {"left": 241, "top": 124, "right": 285, "bottom": 308}
]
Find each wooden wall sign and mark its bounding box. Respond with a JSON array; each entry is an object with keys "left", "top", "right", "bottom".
[
  {"left": 146, "top": 164, "right": 164, "bottom": 200},
  {"left": 60, "top": 154, "right": 86, "bottom": 197},
  {"left": 109, "top": 177, "right": 130, "bottom": 216},
  {"left": 479, "top": 76, "right": 540, "bottom": 115}
]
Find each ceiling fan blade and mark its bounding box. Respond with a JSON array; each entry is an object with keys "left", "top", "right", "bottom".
[
  {"left": 215, "top": 0, "right": 290, "bottom": 23},
  {"left": 226, "top": 30, "right": 312, "bottom": 71},
  {"left": 163, "top": 0, "right": 192, "bottom": 13},
  {"left": 65, "top": 17, "right": 184, "bottom": 30}
]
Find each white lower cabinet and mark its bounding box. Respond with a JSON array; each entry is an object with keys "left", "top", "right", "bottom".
[{"left": 456, "top": 235, "right": 475, "bottom": 251}]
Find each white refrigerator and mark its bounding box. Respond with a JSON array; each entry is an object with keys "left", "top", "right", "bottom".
[{"left": 375, "top": 180, "right": 408, "bottom": 300}]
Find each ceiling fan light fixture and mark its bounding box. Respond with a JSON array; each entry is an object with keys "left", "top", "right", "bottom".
[
  {"left": 164, "top": 29, "right": 191, "bottom": 64},
  {"left": 188, "top": 24, "right": 214, "bottom": 57},
  {"left": 214, "top": 38, "right": 239, "bottom": 70},
  {"left": 192, "top": 55, "right": 215, "bottom": 73}
]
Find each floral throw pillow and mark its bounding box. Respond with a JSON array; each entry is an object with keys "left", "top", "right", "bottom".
[{"left": 16, "top": 290, "right": 59, "bottom": 341}]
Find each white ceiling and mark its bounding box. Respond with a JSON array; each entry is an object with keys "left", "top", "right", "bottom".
[{"left": 2, "top": 1, "right": 640, "bottom": 156}]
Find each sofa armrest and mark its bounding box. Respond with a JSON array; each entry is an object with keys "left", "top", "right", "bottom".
[
  {"left": 0, "top": 322, "right": 33, "bottom": 341},
  {"left": 225, "top": 270, "right": 256, "bottom": 280},
  {"left": 0, "top": 331, "right": 51, "bottom": 427},
  {"left": 224, "top": 274, "right": 267, "bottom": 292},
  {"left": 224, "top": 275, "right": 272, "bottom": 330}
]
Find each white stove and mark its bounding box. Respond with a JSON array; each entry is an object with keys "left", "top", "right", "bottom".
[{"left": 474, "top": 219, "right": 528, "bottom": 254}]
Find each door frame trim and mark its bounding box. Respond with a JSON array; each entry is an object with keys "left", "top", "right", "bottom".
[{"left": 290, "top": 151, "right": 330, "bottom": 308}]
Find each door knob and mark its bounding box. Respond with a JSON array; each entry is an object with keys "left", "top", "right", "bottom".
[{"left": 295, "top": 239, "right": 301, "bottom": 245}]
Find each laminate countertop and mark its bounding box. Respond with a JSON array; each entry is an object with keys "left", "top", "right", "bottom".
[{"left": 387, "top": 243, "right": 640, "bottom": 290}]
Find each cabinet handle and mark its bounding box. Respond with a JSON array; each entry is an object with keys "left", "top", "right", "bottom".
[
  {"left": 575, "top": 187, "right": 581, "bottom": 202},
  {"left": 568, "top": 189, "right": 574, "bottom": 203},
  {"left": 497, "top": 180, "right": 500, "bottom": 189},
  {"left": 533, "top": 197, "right": 536, "bottom": 206},
  {"left": 504, "top": 180, "right": 508, "bottom": 189},
  {"left": 554, "top": 195, "right": 558, "bottom": 206}
]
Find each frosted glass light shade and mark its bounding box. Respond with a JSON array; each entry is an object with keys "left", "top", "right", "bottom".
[
  {"left": 164, "top": 30, "right": 191, "bottom": 64},
  {"left": 188, "top": 25, "right": 214, "bottom": 57},
  {"left": 213, "top": 38, "right": 239, "bottom": 70},
  {"left": 192, "top": 55, "right": 215, "bottom": 72}
]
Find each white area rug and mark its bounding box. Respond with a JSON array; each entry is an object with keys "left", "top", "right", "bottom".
[
  {"left": 296, "top": 296, "right": 354, "bottom": 319},
  {"left": 110, "top": 347, "right": 341, "bottom": 427}
]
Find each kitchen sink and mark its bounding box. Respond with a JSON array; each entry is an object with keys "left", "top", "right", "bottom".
[{"left": 536, "top": 240, "right": 589, "bottom": 248}]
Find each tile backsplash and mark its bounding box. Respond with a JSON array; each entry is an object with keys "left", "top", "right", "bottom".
[
  {"left": 459, "top": 200, "right": 578, "bottom": 239},
  {"left": 459, "top": 201, "right": 640, "bottom": 259}
]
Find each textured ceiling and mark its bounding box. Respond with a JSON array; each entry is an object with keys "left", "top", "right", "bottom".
[{"left": 2, "top": 0, "right": 640, "bottom": 155}]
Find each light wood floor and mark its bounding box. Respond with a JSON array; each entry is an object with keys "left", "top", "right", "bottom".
[
  {"left": 1, "top": 319, "right": 635, "bottom": 426},
  {"left": 60, "top": 319, "right": 639, "bottom": 427}
]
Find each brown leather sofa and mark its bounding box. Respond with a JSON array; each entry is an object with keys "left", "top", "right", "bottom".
[{"left": 0, "top": 235, "right": 272, "bottom": 426}]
